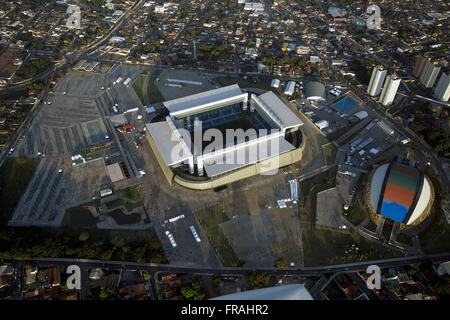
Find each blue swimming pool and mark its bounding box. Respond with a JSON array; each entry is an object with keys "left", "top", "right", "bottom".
[{"left": 333, "top": 96, "right": 359, "bottom": 112}]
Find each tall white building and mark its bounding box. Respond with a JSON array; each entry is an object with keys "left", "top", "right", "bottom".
[
  {"left": 412, "top": 55, "right": 428, "bottom": 78},
  {"left": 367, "top": 65, "right": 387, "bottom": 97},
  {"left": 379, "top": 74, "right": 401, "bottom": 106},
  {"left": 434, "top": 73, "right": 450, "bottom": 102},
  {"left": 419, "top": 60, "right": 441, "bottom": 88}
]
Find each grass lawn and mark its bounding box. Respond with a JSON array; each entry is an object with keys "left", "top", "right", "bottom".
[
  {"left": 0, "top": 157, "right": 39, "bottom": 226},
  {"left": 13, "top": 58, "right": 53, "bottom": 82},
  {"left": 105, "top": 198, "right": 125, "bottom": 210},
  {"left": 302, "top": 225, "right": 402, "bottom": 266},
  {"left": 299, "top": 167, "right": 338, "bottom": 229},
  {"left": 132, "top": 75, "right": 146, "bottom": 104},
  {"left": 147, "top": 76, "right": 164, "bottom": 104},
  {"left": 419, "top": 170, "right": 450, "bottom": 253},
  {"left": 345, "top": 193, "right": 367, "bottom": 226},
  {"left": 62, "top": 207, "right": 99, "bottom": 228},
  {"left": 124, "top": 201, "right": 144, "bottom": 212},
  {"left": 194, "top": 204, "right": 240, "bottom": 267},
  {"left": 419, "top": 212, "right": 450, "bottom": 253},
  {"left": 133, "top": 70, "right": 165, "bottom": 105},
  {"left": 299, "top": 167, "right": 401, "bottom": 266},
  {"left": 121, "top": 186, "right": 141, "bottom": 201},
  {"left": 323, "top": 143, "right": 337, "bottom": 165}
]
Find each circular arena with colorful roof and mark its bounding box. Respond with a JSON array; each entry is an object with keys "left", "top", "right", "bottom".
[{"left": 365, "top": 162, "right": 435, "bottom": 228}]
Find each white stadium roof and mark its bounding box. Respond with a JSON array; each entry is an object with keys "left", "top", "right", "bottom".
[
  {"left": 211, "top": 284, "right": 313, "bottom": 300},
  {"left": 370, "top": 163, "right": 389, "bottom": 210},
  {"left": 257, "top": 91, "right": 304, "bottom": 130},
  {"left": 407, "top": 177, "right": 431, "bottom": 225},
  {"left": 202, "top": 136, "right": 295, "bottom": 177},
  {"left": 145, "top": 122, "right": 190, "bottom": 166},
  {"left": 163, "top": 84, "right": 245, "bottom": 117},
  {"left": 147, "top": 85, "right": 304, "bottom": 178}
]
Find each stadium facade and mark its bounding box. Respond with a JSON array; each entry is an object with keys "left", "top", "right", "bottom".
[
  {"left": 366, "top": 162, "right": 434, "bottom": 229},
  {"left": 145, "top": 85, "right": 306, "bottom": 190}
]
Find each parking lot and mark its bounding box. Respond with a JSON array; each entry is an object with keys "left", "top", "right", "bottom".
[
  {"left": 9, "top": 157, "right": 111, "bottom": 227},
  {"left": 9, "top": 68, "right": 142, "bottom": 227},
  {"left": 107, "top": 64, "right": 144, "bottom": 111},
  {"left": 155, "top": 69, "right": 217, "bottom": 101},
  {"left": 340, "top": 119, "right": 399, "bottom": 168},
  {"left": 15, "top": 76, "right": 111, "bottom": 158}
]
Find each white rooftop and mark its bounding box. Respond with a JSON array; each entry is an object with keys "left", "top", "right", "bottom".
[
  {"left": 106, "top": 163, "right": 125, "bottom": 182},
  {"left": 258, "top": 91, "right": 304, "bottom": 129},
  {"left": 203, "top": 136, "right": 295, "bottom": 177},
  {"left": 211, "top": 284, "right": 313, "bottom": 300},
  {"left": 145, "top": 122, "right": 190, "bottom": 166},
  {"left": 163, "top": 84, "right": 245, "bottom": 117}
]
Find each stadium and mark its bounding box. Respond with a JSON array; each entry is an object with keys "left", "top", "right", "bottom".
[
  {"left": 145, "top": 84, "right": 306, "bottom": 190},
  {"left": 365, "top": 162, "right": 435, "bottom": 229}
]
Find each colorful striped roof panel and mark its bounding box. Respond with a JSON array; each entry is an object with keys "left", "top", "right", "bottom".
[{"left": 379, "top": 163, "right": 421, "bottom": 223}]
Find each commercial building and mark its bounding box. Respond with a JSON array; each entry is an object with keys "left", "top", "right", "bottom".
[
  {"left": 304, "top": 81, "right": 325, "bottom": 101},
  {"left": 106, "top": 163, "right": 125, "bottom": 183},
  {"left": 296, "top": 46, "right": 311, "bottom": 55},
  {"left": 354, "top": 110, "right": 368, "bottom": 120},
  {"left": 145, "top": 85, "right": 305, "bottom": 190},
  {"left": 315, "top": 120, "right": 329, "bottom": 130},
  {"left": 419, "top": 60, "right": 441, "bottom": 88},
  {"left": 367, "top": 65, "right": 387, "bottom": 97},
  {"left": 366, "top": 162, "right": 434, "bottom": 228},
  {"left": 271, "top": 79, "right": 280, "bottom": 88},
  {"left": 379, "top": 74, "right": 401, "bottom": 106},
  {"left": 284, "top": 81, "right": 296, "bottom": 96},
  {"left": 434, "top": 72, "right": 450, "bottom": 102}
]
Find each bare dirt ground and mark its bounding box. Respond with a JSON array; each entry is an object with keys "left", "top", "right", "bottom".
[
  {"left": 221, "top": 207, "right": 303, "bottom": 268},
  {"left": 316, "top": 172, "right": 356, "bottom": 229}
]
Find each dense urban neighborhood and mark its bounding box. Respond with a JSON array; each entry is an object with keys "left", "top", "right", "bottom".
[{"left": 0, "top": 0, "right": 449, "bottom": 304}]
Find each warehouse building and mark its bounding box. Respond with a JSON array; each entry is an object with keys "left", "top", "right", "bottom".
[{"left": 284, "top": 81, "right": 296, "bottom": 96}]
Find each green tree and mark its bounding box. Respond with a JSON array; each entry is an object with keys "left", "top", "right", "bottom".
[
  {"left": 275, "top": 258, "right": 289, "bottom": 269},
  {"left": 79, "top": 231, "right": 89, "bottom": 242},
  {"left": 248, "top": 271, "right": 270, "bottom": 288},
  {"left": 180, "top": 285, "right": 196, "bottom": 299},
  {"left": 434, "top": 275, "right": 450, "bottom": 298},
  {"left": 99, "top": 287, "right": 120, "bottom": 300}
]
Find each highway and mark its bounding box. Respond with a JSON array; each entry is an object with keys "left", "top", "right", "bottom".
[
  {"left": 3, "top": 252, "right": 449, "bottom": 298},
  {"left": 3, "top": 252, "right": 450, "bottom": 277}
]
